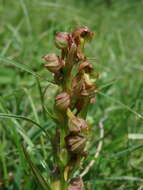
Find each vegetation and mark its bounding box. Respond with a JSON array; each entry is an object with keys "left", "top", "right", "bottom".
[{"left": 0, "top": 0, "right": 143, "bottom": 189}]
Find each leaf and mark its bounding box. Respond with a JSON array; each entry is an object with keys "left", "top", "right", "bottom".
[
  {"left": 22, "top": 145, "right": 51, "bottom": 190},
  {"left": 111, "top": 143, "right": 143, "bottom": 158},
  {"left": 0, "top": 55, "right": 37, "bottom": 77},
  {"left": 0, "top": 113, "right": 47, "bottom": 135},
  {"left": 98, "top": 91, "right": 143, "bottom": 120},
  {"left": 0, "top": 55, "right": 55, "bottom": 84},
  {"left": 24, "top": 88, "right": 40, "bottom": 123},
  {"left": 28, "top": 121, "right": 52, "bottom": 141},
  {"left": 12, "top": 119, "right": 34, "bottom": 148},
  {"left": 44, "top": 105, "right": 59, "bottom": 123},
  {"left": 0, "top": 100, "right": 34, "bottom": 147},
  {"left": 104, "top": 176, "right": 143, "bottom": 182},
  {"left": 36, "top": 78, "right": 47, "bottom": 121}
]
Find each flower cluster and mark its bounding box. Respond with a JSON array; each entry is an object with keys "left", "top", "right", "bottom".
[{"left": 43, "top": 26, "right": 97, "bottom": 190}]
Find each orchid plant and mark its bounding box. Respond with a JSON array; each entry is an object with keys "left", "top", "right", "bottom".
[
  {"left": 25, "top": 26, "right": 98, "bottom": 190},
  {"left": 42, "top": 26, "right": 98, "bottom": 190}
]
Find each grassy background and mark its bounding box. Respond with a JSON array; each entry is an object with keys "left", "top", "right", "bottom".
[{"left": 0, "top": 0, "right": 143, "bottom": 189}]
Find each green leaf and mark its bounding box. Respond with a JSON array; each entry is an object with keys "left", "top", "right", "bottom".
[
  {"left": 22, "top": 145, "right": 51, "bottom": 190},
  {"left": 111, "top": 143, "right": 143, "bottom": 158},
  {"left": 0, "top": 113, "right": 47, "bottom": 135},
  {"left": 0, "top": 56, "right": 37, "bottom": 76},
  {"left": 0, "top": 55, "right": 55, "bottom": 84},
  {"left": 98, "top": 91, "right": 143, "bottom": 120},
  {"left": 24, "top": 88, "right": 40, "bottom": 124},
  {"left": 12, "top": 119, "right": 34, "bottom": 148}
]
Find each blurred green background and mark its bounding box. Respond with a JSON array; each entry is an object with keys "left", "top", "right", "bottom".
[{"left": 0, "top": 0, "right": 143, "bottom": 189}]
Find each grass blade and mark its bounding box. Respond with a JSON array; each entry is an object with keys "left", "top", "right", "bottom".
[
  {"left": 0, "top": 56, "right": 36, "bottom": 76},
  {"left": 24, "top": 88, "right": 40, "bottom": 124},
  {"left": 98, "top": 91, "right": 143, "bottom": 120},
  {"left": 22, "top": 145, "right": 51, "bottom": 190},
  {"left": 0, "top": 55, "right": 55, "bottom": 84},
  {"left": 0, "top": 113, "right": 47, "bottom": 135}
]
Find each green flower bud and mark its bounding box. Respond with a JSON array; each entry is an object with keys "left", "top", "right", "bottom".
[
  {"left": 55, "top": 92, "right": 70, "bottom": 111},
  {"left": 65, "top": 134, "right": 86, "bottom": 154},
  {"left": 43, "top": 53, "right": 64, "bottom": 73},
  {"left": 55, "top": 32, "right": 70, "bottom": 49}
]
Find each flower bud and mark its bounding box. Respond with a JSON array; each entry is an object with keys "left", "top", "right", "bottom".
[
  {"left": 69, "top": 177, "right": 84, "bottom": 190},
  {"left": 55, "top": 32, "right": 70, "bottom": 49},
  {"left": 55, "top": 92, "right": 70, "bottom": 111},
  {"left": 68, "top": 117, "right": 89, "bottom": 134},
  {"left": 65, "top": 134, "right": 86, "bottom": 154},
  {"left": 43, "top": 53, "right": 63, "bottom": 73}
]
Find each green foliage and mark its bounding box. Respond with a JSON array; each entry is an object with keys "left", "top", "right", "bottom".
[{"left": 0, "top": 0, "right": 143, "bottom": 189}]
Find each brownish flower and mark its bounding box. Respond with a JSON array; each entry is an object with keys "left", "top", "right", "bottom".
[
  {"left": 71, "top": 73, "right": 84, "bottom": 96},
  {"left": 55, "top": 32, "right": 70, "bottom": 49},
  {"left": 72, "top": 26, "right": 94, "bottom": 45},
  {"left": 68, "top": 117, "right": 89, "bottom": 134},
  {"left": 65, "top": 134, "right": 86, "bottom": 154},
  {"left": 43, "top": 53, "right": 64, "bottom": 73},
  {"left": 79, "top": 62, "right": 93, "bottom": 73},
  {"left": 55, "top": 92, "right": 70, "bottom": 111},
  {"left": 72, "top": 26, "right": 95, "bottom": 61},
  {"left": 69, "top": 177, "right": 84, "bottom": 190},
  {"left": 81, "top": 73, "right": 96, "bottom": 96}
]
